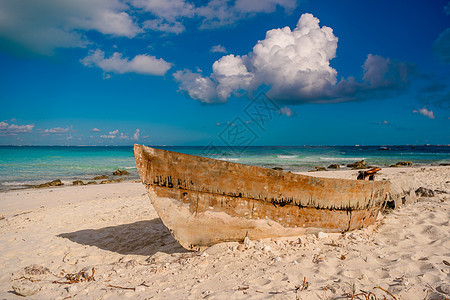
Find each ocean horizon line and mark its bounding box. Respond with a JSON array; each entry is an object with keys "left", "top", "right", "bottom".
[{"left": 0, "top": 144, "right": 449, "bottom": 147}]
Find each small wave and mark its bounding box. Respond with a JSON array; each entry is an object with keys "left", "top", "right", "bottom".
[
  {"left": 0, "top": 180, "right": 39, "bottom": 186},
  {"left": 219, "top": 158, "right": 240, "bottom": 162},
  {"left": 122, "top": 166, "right": 137, "bottom": 170},
  {"left": 318, "top": 157, "right": 365, "bottom": 161},
  {"left": 277, "top": 155, "right": 297, "bottom": 159}
]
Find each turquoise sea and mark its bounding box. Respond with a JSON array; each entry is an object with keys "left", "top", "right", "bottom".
[{"left": 0, "top": 145, "right": 449, "bottom": 191}]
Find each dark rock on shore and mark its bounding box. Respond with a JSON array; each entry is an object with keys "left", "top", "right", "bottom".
[
  {"left": 92, "top": 175, "right": 109, "bottom": 180},
  {"left": 113, "top": 168, "right": 130, "bottom": 176},
  {"left": 34, "top": 179, "right": 64, "bottom": 188},
  {"left": 328, "top": 164, "right": 340, "bottom": 169},
  {"left": 390, "top": 161, "right": 413, "bottom": 167},
  {"left": 434, "top": 189, "right": 447, "bottom": 194},
  {"left": 100, "top": 178, "right": 125, "bottom": 184},
  {"left": 308, "top": 169, "right": 316, "bottom": 172},
  {"left": 347, "top": 160, "right": 366, "bottom": 169},
  {"left": 415, "top": 187, "right": 435, "bottom": 197},
  {"left": 72, "top": 180, "right": 85, "bottom": 186},
  {"left": 272, "top": 167, "right": 283, "bottom": 171},
  {"left": 87, "top": 181, "right": 98, "bottom": 185},
  {"left": 315, "top": 166, "right": 327, "bottom": 171},
  {"left": 439, "top": 163, "right": 450, "bottom": 166}
]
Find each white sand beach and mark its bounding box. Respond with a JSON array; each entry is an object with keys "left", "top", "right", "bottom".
[{"left": 0, "top": 166, "right": 449, "bottom": 299}]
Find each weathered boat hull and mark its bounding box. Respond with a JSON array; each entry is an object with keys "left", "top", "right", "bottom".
[{"left": 134, "top": 144, "right": 390, "bottom": 250}]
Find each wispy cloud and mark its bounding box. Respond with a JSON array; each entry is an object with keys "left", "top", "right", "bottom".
[
  {"left": 100, "top": 129, "right": 119, "bottom": 139},
  {"left": 279, "top": 107, "right": 295, "bottom": 117},
  {"left": 372, "top": 120, "right": 412, "bottom": 131},
  {"left": 0, "top": 0, "right": 141, "bottom": 55},
  {"left": 132, "top": 129, "right": 140, "bottom": 141},
  {"left": 131, "top": 0, "right": 297, "bottom": 33},
  {"left": 211, "top": 45, "right": 227, "bottom": 53},
  {"left": 0, "top": 0, "right": 298, "bottom": 56},
  {"left": 100, "top": 134, "right": 116, "bottom": 139},
  {"left": 433, "top": 28, "right": 450, "bottom": 64},
  {"left": 42, "top": 126, "right": 71, "bottom": 134},
  {"left": 0, "top": 121, "right": 34, "bottom": 134},
  {"left": 81, "top": 49, "right": 172, "bottom": 76},
  {"left": 118, "top": 133, "right": 129, "bottom": 139},
  {"left": 413, "top": 107, "right": 435, "bottom": 119},
  {"left": 90, "top": 128, "right": 101, "bottom": 132},
  {"left": 98, "top": 129, "right": 140, "bottom": 141}
]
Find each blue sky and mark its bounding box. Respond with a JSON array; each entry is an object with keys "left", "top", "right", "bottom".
[{"left": 0, "top": 0, "right": 449, "bottom": 146}]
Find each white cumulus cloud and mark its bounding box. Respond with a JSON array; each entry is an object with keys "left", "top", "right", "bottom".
[
  {"left": 81, "top": 49, "right": 172, "bottom": 76},
  {"left": 213, "top": 54, "right": 254, "bottom": 100},
  {"left": 173, "top": 69, "right": 220, "bottom": 103},
  {"left": 413, "top": 108, "right": 435, "bottom": 119},
  {"left": 175, "top": 13, "right": 416, "bottom": 104},
  {"left": 174, "top": 13, "right": 338, "bottom": 103},
  {"left": 250, "top": 13, "right": 338, "bottom": 100}
]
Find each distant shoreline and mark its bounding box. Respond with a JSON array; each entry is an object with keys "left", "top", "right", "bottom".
[
  {"left": 1, "top": 144, "right": 449, "bottom": 147},
  {"left": 1, "top": 145, "right": 448, "bottom": 192},
  {"left": 3, "top": 165, "right": 449, "bottom": 193}
]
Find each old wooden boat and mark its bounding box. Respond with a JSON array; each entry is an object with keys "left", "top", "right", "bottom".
[{"left": 134, "top": 144, "right": 391, "bottom": 250}]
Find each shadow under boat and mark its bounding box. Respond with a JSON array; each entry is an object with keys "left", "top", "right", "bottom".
[{"left": 58, "top": 218, "right": 188, "bottom": 256}]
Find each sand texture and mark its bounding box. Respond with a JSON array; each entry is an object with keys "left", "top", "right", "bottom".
[{"left": 0, "top": 167, "right": 449, "bottom": 299}]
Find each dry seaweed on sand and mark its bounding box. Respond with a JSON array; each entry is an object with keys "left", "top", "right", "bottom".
[
  {"left": 344, "top": 285, "right": 398, "bottom": 300},
  {"left": 52, "top": 267, "right": 95, "bottom": 284},
  {"left": 108, "top": 284, "right": 135, "bottom": 291},
  {"left": 295, "top": 277, "right": 309, "bottom": 292}
]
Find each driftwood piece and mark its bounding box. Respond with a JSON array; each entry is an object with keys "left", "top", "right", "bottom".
[{"left": 357, "top": 168, "right": 382, "bottom": 181}]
